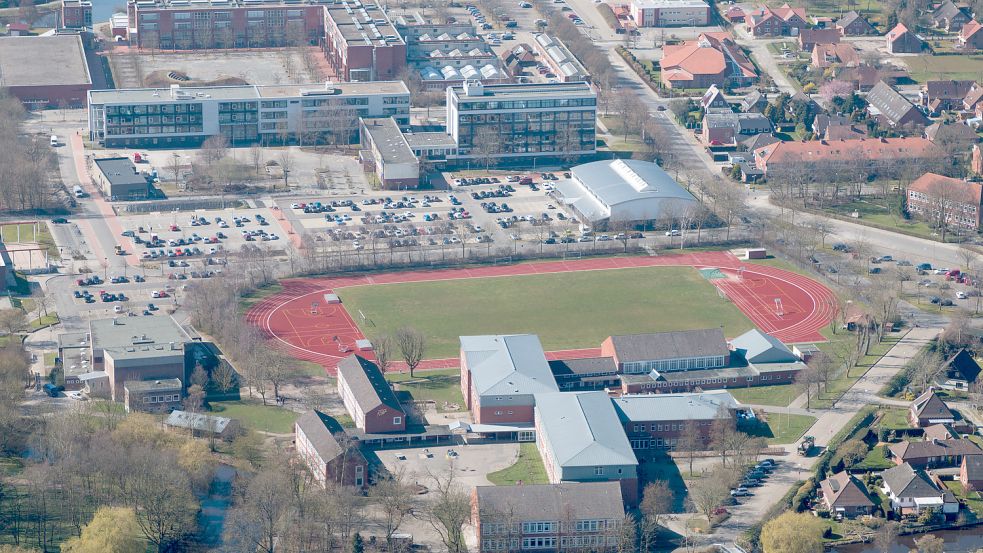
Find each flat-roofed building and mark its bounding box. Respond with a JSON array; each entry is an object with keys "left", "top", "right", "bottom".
[
  {"left": 534, "top": 391, "right": 639, "bottom": 504},
  {"left": 323, "top": 1, "right": 405, "bottom": 81},
  {"left": 0, "top": 35, "right": 92, "bottom": 109},
  {"left": 123, "top": 377, "right": 183, "bottom": 413},
  {"left": 460, "top": 334, "right": 559, "bottom": 426},
  {"left": 446, "top": 80, "right": 596, "bottom": 166},
  {"left": 472, "top": 482, "right": 625, "bottom": 553},
  {"left": 336, "top": 354, "right": 406, "bottom": 434},
  {"left": 611, "top": 390, "right": 742, "bottom": 450},
  {"left": 630, "top": 0, "right": 710, "bottom": 27},
  {"left": 87, "top": 81, "right": 410, "bottom": 147},
  {"left": 89, "top": 316, "right": 193, "bottom": 401},
  {"left": 395, "top": 13, "right": 507, "bottom": 90},
  {"left": 359, "top": 117, "right": 420, "bottom": 189},
  {"left": 165, "top": 410, "right": 241, "bottom": 440},
  {"left": 92, "top": 157, "right": 152, "bottom": 201}
]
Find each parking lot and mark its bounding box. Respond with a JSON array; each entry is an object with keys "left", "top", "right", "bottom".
[{"left": 377, "top": 443, "right": 520, "bottom": 490}]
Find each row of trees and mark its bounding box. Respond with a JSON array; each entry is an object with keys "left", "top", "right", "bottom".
[{"left": 0, "top": 92, "right": 61, "bottom": 213}]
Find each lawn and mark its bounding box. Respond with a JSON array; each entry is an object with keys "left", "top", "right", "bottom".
[
  {"left": 486, "top": 443, "right": 549, "bottom": 486},
  {"left": 29, "top": 312, "right": 59, "bottom": 330},
  {"left": 877, "top": 408, "right": 912, "bottom": 431},
  {"left": 824, "top": 197, "right": 941, "bottom": 241},
  {"left": 209, "top": 399, "right": 298, "bottom": 433},
  {"left": 237, "top": 282, "right": 284, "bottom": 313},
  {"left": 945, "top": 481, "right": 983, "bottom": 516},
  {"left": 0, "top": 222, "right": 59, "bottom": 258},
  {"left": 906, "top": 54, "right": 983, "bottom": 83},
  {"left": 855, "top": 444, "right": 894, "bottom": 470},
  {"left": 338, "top": 266, "right": 755, "bottom": 359},
  {"left": 742, "top": 413, "right": 817, "bottom": 445},
  {"left": 388, "top": 369, "right": 464, "bottom": 412},
  {"left": 729, "top": 383, "right": 799, "bottom": 407}
]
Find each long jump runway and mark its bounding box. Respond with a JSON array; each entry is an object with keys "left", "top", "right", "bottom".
[{"left": 245, "top": 251, "right": 836, "bottom": 373}]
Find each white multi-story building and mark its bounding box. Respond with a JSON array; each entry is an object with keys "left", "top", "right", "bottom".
[
  {"left": 630, "top": 0, "right": 710, "bottom": 27},
  {"left": 445, "top": 80, "right": 596, "bottom": 164},
  {"left": 87, "top": 81, "right": 410, "bottom": 148}
]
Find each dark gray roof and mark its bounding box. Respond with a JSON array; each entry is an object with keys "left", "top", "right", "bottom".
[
  {"left": 911, "top": 390, "right": 954, "bottom": 420},
  {"left": 548, "top": 357, "right": 618, "bottom": 377},
  {"left": 93, "top": 157, "right": 147, "bottom": 187},
  {"left": 964, "top": 455, "right": 983, "bottom": 480},
  {"left": 889, "top": 438, "right": 982, "bottom": 461},
  {"left": 742, "top": 90, "right": 767, "bottom": 111},
  {"left": 165, "top": 410, "right": 235, "bottom": 434},
  {"left": 608, "top": 328, "right": 728, "bottom": 363},
  {"left": 742, "top": 133, "right": 780, "bottom": 152},
  {"left": 881, "top": 463, "right": 941, "bottom": 498},
  {"left": 337, "top": 354, "right": 404, "bottom": 415},
  {"left": 820, "top": 471, "right": 875, "bottom": 508},
  {"left": 475, "top": 482, "right": 624, "bottom": 521},
  {"left": 123, "top": 378, "right": 182, "bottom": 392},
  {"left": 866, "top": 81, "right": 924, "bottom": 127},
  {"left": 933, "top": 0, "right": 968, "bottom": 22},
  {"left": 942, "top": 349, "right": 981, "bottom": 383},
  {"left": 837, "top": 11, "right": 869, "bottom": 28},
  {"left": 295, "top": 410, "right": 344, "bottom": 461}
]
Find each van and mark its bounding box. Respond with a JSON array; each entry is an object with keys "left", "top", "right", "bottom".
[
  {"left": 50, "top": 135, "right": 59, "bottom": 147},
  {"left": 73, "top": 185, "right": 84, "bottom": 198}
]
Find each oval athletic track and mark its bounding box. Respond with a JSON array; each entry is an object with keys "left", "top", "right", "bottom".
[{"left": 245, "top": 251, "right": 836, "bottom": 374}]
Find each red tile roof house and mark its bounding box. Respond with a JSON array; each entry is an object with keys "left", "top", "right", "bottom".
[
  {"left": 960, "top": 19, "right": 983, "bottom": 50},
  {"left": 960, "top": 455, "right": 983, "bottom": 492},
  {"left": 660, "top": 32, "right": 757, "bottom": 89},
  {"left": 752, "top": 137, "right": 945, "bottom": 178},
  {"left": 336, "top": 354, "right": 406, "bottom": 434},
  {"left": 799, "top": 28, "right": 841, "bottom": 51},
  {"left": 294, "top": 410, "right": 369, "bottom": 490},
  {"left": 963, "top": 82, "right": 983, "bottom": 111},
  {"left": 889, "top": 438, "right": 983, "bottom": 469},
  {"left": 819, "top": 471, "right": 875, "bottom": 518},
  {"left": 811, "top": 42, "right": 860, "bottom": 69},
  {"left": 907, "top": 173, "right": 983, "bottom": 231},
  {"left": 724, "top": 5, "right": 746, "bottom": 23},
  {"left": 747, "top": 3, "right": 809, "bottom": 37},
  {"left": 886, "top": 23, "right": 925, "bottom": 53}
]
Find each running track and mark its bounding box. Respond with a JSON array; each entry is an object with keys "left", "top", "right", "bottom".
[{"left": 245, "top": 251, "right": 836, "bottom": 373}]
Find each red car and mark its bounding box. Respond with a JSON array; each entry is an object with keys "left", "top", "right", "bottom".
[{"left": 169, "top": 224, "right": 179, "bottom": 231}]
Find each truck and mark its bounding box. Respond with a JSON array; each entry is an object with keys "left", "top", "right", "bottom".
[{"left": 798, "top": 435, "right": 815, "bottom": 456}]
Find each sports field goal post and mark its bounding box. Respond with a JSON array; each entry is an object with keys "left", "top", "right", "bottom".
[
  {"left": 495, "top": 256, "right": 513, "bottom": 265},
  {"left": 563, "top": 250, "right": 582, "bottom": 260},
  {"left": 358, "top": 309, "right": 375, "bottom": 327}
]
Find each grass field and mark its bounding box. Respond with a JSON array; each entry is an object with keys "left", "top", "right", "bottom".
[
  {"left": 338, "top": 266, "right": 754, "bottom": 359},
  {"left": 743, "top": 413, "right": 817, "bottom": 445},
  {"left": 388, "top": 369, "right": 464, "bottom": 412},
  {"left": 486, "top": 443, "right": 549, "bottom": 486},
  {"left": 209, "top": 399, "right": 298, "bottom": 433},
  {"left": 1, "top": 222, "right": 58, "bottom": 258},
  {"left": 729, "top": 384, "right": 799, "bottom": 407},
  {"left": 906, "top": 54, "right": 983, "bottom": 83}
]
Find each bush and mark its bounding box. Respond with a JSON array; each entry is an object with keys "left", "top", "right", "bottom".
[{"left": 792, "top": 478, "right": 815, "bottom": 512}]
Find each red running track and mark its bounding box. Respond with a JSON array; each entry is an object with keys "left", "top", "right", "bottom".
[{"left": 245, "top": 251, "right": 836, "bottom": 373}]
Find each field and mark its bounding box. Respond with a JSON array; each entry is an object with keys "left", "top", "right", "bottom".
[
  {"left": 742, "top": 413, "right": 817, "bottom": 445},
  {"left": 905, "top": 54, "right": 983, "bottom": 83},
  {"left": 338, "top": 266, "right": 754, "bottom": 359},
  {"left": 387, "top": 369, "right": 464, "bottom": 412},
  {"left": 486, "top": 443, "right": 549, "bottom": 486},
  {"left": 209, "top": 400, "right": 298, "bottom": 433}
]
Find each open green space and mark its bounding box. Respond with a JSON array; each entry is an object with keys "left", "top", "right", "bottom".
[
  {"left": 238, "top": 282, "right": 284, "bottom": 313},
  {"left": 29, "top": 312, "right": 59, "bottom": 330},
  {"left": 388, "top": 368, "right": 464, "bottom": 412},
  {"left": 855, "top": 444, "right": 894, "bottom": 470},
  {"left": 209, "top": 399, "right": 298, "bottom": 433},
  {"left": 338, "top": 266, "right": 755, "bottom": 359},
  {"left": 0, "top": 222, "right": 59, "bottom": 258},
  {"left": 486, "top": 443, "right": 549, "bottom": 486},
  {"left": 906, "top": 55, "right": 983, "bottom": 83},
  {"left": 824, "top": 197, "right": 942, "bottom": 241},
  {"left": 742, "top": 413, "right": 817, "bottom": 445},
  {"left": 877, "top": 408, "right": 912, "bottom": 430},
  {"left": 945, "top": 481, "right": 983, "bottom": 516},
  {"left": 729, "top": 383, "right": 799, "bottom": 407},
  {"left": 778, "top": 0, "right": 889, "bottom": 26}
]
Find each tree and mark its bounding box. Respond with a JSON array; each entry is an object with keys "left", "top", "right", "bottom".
[
  {"left": 639, "top": 481, "right": 673, "bottom": 551},
  {"left": 129, "top": 450, "right": 197, "bottom": 553},
  {"left": 190, "top": 364, "right": 209, "bottom": 389},
  {"left": 225, "top": 468, "right": 293, "bottom": 553},
  {"left": 394, "top": 326, "right": 425, "bottom": 377},
  {"left": 760, "top": 512, "right": 825, "bottom": 553},
  {"left": 210, "top": 362, "right": 237, "bottom": 394},
  {"left": 874, "top": 521, "right": 898, "bottom": 553},
  {"left": 249, "top": 144, "right": 264, "bottom": 175},
  {"left": 277, "top": 150, "right": 293, "bottom": 191},
  {"left": 199, "top": 135, "right": 229, "bottom": 165},
  {"left": 369, "top": 468, "right": 415, "bottom": 550},
  {"left": 471, "top": 127, "right": 502, "bottom": 170},
  {"left": 838, "top": 439, "right": 868, "bottom": 467},
  {"left": 912, "top": 534, "right": 944, "bottom": 553},
  {"left": 62, "top": 507, "right": 145, "bottom": 553},
  {"left": 709, "top": 405, "right": 736, "bottom": 465},
  {"left": 689, "top": 465, "right": 731, "bottom": 524},
  {"left": 677, "top": 430, "right": 704, "bottom": 477},
  {"left": 351, "top": 532, "right": 365, "bottom": 553},
  {"left": 421, "top": 470, "right": 470, "bottom": 553},
  {"left": 373, "top": 333, "right": 395, "bottom": 374},
  {"left": 0, "top": 309, "right": 26, "bottom": 336}
]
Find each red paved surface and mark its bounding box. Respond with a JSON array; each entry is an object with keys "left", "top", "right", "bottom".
[{"left": 245, "top": 251, "right": 836, "bottom": 373}]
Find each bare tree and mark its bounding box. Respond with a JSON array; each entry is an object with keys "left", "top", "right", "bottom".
[
  {"left": 249, "top": 144, "right": 264, "bottom": 176},
  {"left": 639, "top": 481, "right": 674, "bottom": 551},
  {"left": 199, "top": 135, "right": 229, "bottom": 166},
  {"left": 277, "top": 150, "right": 293, "bottom": 191},
  {"left": 394, "top": 327, "right": 426, "bottom": 377},
  {"left": 373, "top": 333, "right": 395, "bottom": 374},
  {"left": 420, "top": 469, "right": 470, "bottom": 553},
  {"left": 370, "top": 468, "right": 416, "bottom": 550},
  {"left": 225, "top": 467, "right": 293, "bottom": 553},
  {"left": 689, "top": 465, "right": 732, "bottom": 524}
]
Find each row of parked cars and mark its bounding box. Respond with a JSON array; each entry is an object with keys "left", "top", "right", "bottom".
[{"left": 731, "top": 459, "right": 778, "bottom": 497}]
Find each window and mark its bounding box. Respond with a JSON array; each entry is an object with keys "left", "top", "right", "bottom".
[
  {"left": 172, "top": 11, "right": 190, "bottom": 19},
  {"left": 594, "top": 466, "right": 604, "bottom": 476},
  {"left": 393, "top": 416, "right": 402, "bottom": 425},
  {"left": 521, "top": 522, "right": 556, "bottom": 534}
]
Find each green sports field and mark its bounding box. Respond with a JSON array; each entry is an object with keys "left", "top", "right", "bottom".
[{"left": 338, "top": 266, "right": 755, "bottom": 359}]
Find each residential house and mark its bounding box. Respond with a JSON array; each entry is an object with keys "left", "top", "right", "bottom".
[
  {"left": 700, "top": 84, "right": 731, "bottom": 111},
  {"left": 963, "top": 82, "right": 983, "bottom": 111},
  {"left": 886, "top": 23, "right": 924, "bottom": 53},
  {"left": 932, "top": 0, "right": 971, "bottom": 31},
  {"left": 937, "top": 349, "right": 981, "bottom": 391},
  {"left": 746, "top": 3, "right": 809, "bottom": 37},
  {"left": 920, "top": 80, "right": 977, "bottom": 115},
  {"left": 813, "top": 114, "right": 866, "bottom": 140},
  {"left": 866, "top": 81, "right": 930, "bottom": 129},
  {"left": 799, "top": 28, "right": 841, "bottom": 51},
  {"left": 294, "top": 410, "right": 368, "bottom": 489},
  {"left": 881, "top": 462, "right": 959, "bottom": 515},
  {"left": 837, "top": 64, "right": 905, "bottom": 91},
  {"left": 811, "top": 42, "right": 860, "bottom": 69},
  {"left": 923, "top": 423, "right": 959, "bottom": 441},
  {"left": 960, "top": 19, "right": 983, "bottom": 49},
  {"left": 611, "top": 390, "right": 742, "bottom": 451},
  {"left": 741, "top": 132, "right": 780, "bottom": 153},
  {"left": 660, "top": 32, "right": 757, "bottom": 89},
  {"left": 741, "top": 90, "right": 768, "bottom": 112},
  {"left": 336, "top": 354, "right": 406, "bottom": 434},
  {"left": 909, "top": 389, "right": 956, "bottom": 427},
  {"left": 724, "top": 5, "right": 746, "bottom": 23},
  {"left": 752, "top": 137, "right": 944, "bottom": 178},
  {"left": 888, "top": 438, "right": 982, "bottom": 469},
  {"left": 835, "top": 11, "right": 877, "bottom": 36},
  {"left": 548, "top": 357, "right": 620, "bottom": 391},
  {"left": 960, "top": 455, "right": 983, "bottom": 491},
  {"left": 924, "top": 121, "right": 978, "bottom": 146},
  {"left": 122, "top": 378, "right": 182, "bottom": 414},
  {"left": 702, "top": 110, "right": 774, "bottom": 146},
  {"left": 907, "top": 173, "right": 983, "bottom": 231},
  {"left": 819, "top": 471, "right": 875, "bottom": 517},
  {"left": 471, "top": 482, "right": 624, "bottom": 553},
  {"left": 164, "top": 410, "right": 241, "bottom": 441},
  {"left": 811, "top": 15, "right": 834, "bottom": 28},
  {"left": 460, "top": 334, "right": 559, "bottom": 426},
  {"left": 534, "top": 391, "right": 640, "bottom": 504},
  {"left": 787, "top": 91, "right": 821, "bottom": 120}
]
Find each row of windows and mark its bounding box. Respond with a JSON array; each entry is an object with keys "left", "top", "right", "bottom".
[
  {"left": 106, "top": 125, "right": 203, "bottom": 136},
  {"left": 632, "top": 421, "right": 706, "bottom": 433},
  {"left": 106, "top": 104, "right": 201, "bottom": 115},
  {"left": 631, "top": 437, "right": 679, "bottom": 449},
  {"left": 459, "top": 111, "right": 595, "bottom": 124},
  {"left": 632, "top": 374, "right": 773, "bottom": 390},
  {"left": 108, "top": 114, "right": 199, "bottom": 125},
  {"left": 622, "top": 355, "right": 727, "bottom": 374},
  {"left": 142, "top": 394, "right": 180, "bottom": 403},
  {"left": 458, "top": 97, "right": 596, "bottom": 110}
]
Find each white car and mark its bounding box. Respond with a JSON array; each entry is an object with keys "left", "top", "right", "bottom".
[
  {"left": 151, "top": 290, "right": 161, "bottom": 298},
  {"left": 665, "top": 229, "right": 681, "bottom": 236},
  {"left": 218, "top": 221, "right": 229, "bottom": 228},
  {"left": 957, "top": 291, "right": 968, "bottom": 299},
  {"left": 291, "top": 203, "right": 300, "bottom": 209},
  {"left": 113, "top": 305, "right": 123, "bottom": 313},
  {"left": 209, "top": 247, "right": 218, "bottom": 255}
]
